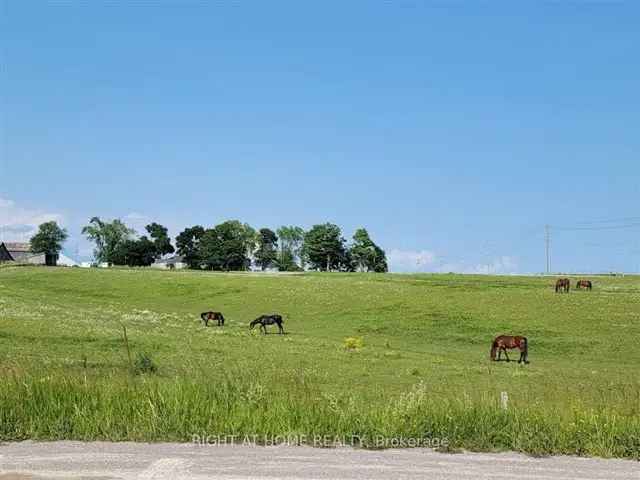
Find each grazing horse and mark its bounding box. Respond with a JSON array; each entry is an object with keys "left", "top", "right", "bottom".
[
  {"left": 490, "top": 335, "right": 529, "bottom": 363},
  {"left": 576, "top": 280, "right": 592, "bottom": 291},
  {"left": 250, "top": 314, "right": 285, "bottom": 334},
  {"left": 201, "top": 311, "right": 225, "bottom": 327},
  {"left": 555, "top": 278, "right": 570, "bottom": 293}
]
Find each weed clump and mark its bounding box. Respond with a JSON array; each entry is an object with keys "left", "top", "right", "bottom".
[
  {"left": 133, "top": 353, "right": 157, "bottom": 375},
  {"left": 343, "top": 336, "right": 364, "bottom": 351}
]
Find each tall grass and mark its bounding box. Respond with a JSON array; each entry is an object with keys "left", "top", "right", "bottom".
[{"left": 1, "top": 372, "right": 638, "bottom": 459}]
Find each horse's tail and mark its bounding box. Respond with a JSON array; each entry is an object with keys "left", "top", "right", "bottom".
[
  {"left": 490, "top": 339, "right": 499, "bottom": 361},
  {"left": 522, "top": 337, "right": 528, "bottom": 354}
]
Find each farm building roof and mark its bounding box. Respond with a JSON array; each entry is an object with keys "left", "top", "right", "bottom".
[
  {"left": 0, "top": 242, "right": 34, "bottom": 262},
  {"left": 3, "top": 242, "right": 31, "bottom": 252}
]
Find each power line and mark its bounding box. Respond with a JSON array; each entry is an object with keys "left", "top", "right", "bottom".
[
  {"left": 543, "top": 217, "right": 639, "bottom": 272},
  {"left": 552, "top": 222, "right": 640, "bottom": 231},
  {"left": 566, "top": 216, "right": 640, "bottom": 226}
]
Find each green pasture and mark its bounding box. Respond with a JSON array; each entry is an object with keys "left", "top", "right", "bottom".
[{"left": 0, "top": 266, "right": 638, "bottom": 457}]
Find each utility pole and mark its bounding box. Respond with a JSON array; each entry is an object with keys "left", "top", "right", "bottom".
[{"left": 545, "top": 225, "right": 551, "bottom": 274}]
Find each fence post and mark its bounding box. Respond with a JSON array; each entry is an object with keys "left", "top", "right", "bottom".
[{"left": 500, "top": 391, "right": 509, "bottom": 410}]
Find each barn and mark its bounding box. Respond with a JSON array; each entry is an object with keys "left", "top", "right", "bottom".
[{"left": 0, "top": 242, "right": 58, "bottom": 266}]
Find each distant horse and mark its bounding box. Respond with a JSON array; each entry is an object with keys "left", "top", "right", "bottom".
[
  {"left": 490, "top": 335, "right": 529, "bottom": 363},
  {"left": 576, "top": 280, "right": 592, "bottom": 291},
  {"left": 555, "top": 278, "right": 570, "bottom": 293},
  {"left": 201, "top": 311, "right": 225, "bottom": 327},
  {"left": 250, "top": 314, "right": 285, "bottom": 334}
]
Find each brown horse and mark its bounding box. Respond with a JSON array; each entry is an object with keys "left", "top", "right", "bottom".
[
  {"left": 490, "top": 335, "right": 529, "bottom": 363},
  {"left": 576, "top": 280, "right": 592, "bottom": 291},
  {"left": 201, "top": 311, "right": 225, "bottom": 327},
  {"left": 555, "top": 278, "right": 570, "bottom": 293}
]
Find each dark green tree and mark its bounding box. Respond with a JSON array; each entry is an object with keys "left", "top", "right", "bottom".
[
  {"left": 199, "top": 220, "right": 256, "bottom": 271},
  {"left": 302, "top": 223, "right": 347, "bottom": 271},
  {"left": 175, "top": 225, "right": 205, "bottom": 269},
  {"left": 112, "top": 236, "right": 157, "bottom": 267},
  {"left": 371, "top": 245, "right": 388, "bottom": 272},
  {"left": 30, "top": 221, "right": 68, "bottom": 265},
  {"left": 81, "top": 217, "right": 134, "bottom": 265},
  {"left": 198, "top": 228, "right": 224, "bottom": 270},
  {"left": 340, "top": 247, "right": 356, "bottom": 272},
  {"left": 145, "top": 222, "right": 174, "bottom": 259},
  {"left": 254, "top": 228, "right": 278, "bottom": 270},
  {"left": 349, "top": 228, "right": 388, "bottom": 272}
]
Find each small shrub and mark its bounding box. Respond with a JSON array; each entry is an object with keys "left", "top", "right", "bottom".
[
  {"left": 343, "top": 336, "right": 364, "bottom": 351},
  {"left": 133, "top": 352, "right": 157, "bottom": 375}
]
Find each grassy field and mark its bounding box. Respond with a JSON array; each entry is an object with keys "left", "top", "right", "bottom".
[{"left": 0, "top": 266, "right": 639, "bottom": 458}]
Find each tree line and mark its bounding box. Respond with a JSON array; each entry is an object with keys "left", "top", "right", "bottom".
[
  {"left": 78, "top": 218, "right": 388, "bottom": 272},
  {"left": 25, "top": 218, "right": 387, "bottom": 272}
]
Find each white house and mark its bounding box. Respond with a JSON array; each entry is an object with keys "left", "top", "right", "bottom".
[
  {"left": 57, "top": 253, "right": 79, "bottom": 267},
  {"left": 151, "top": 255, "right": 187, "bottom": 270}
]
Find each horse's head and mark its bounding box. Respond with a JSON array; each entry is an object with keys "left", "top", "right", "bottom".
[{"left": 249, "top": 318, "right": 260, "bottom": 329}]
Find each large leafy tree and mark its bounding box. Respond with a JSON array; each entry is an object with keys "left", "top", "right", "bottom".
[
  {"left": 107, "top": 222, "right": 176, "bottom": 268},
  {"left": 199, "top": 220, "right": 256, "bottom": 271},
  {"left": 112, "top": 236, "right": 157, "bottom": 267},
  {"left": 198, "top": 229, "right": 225, "bottom": 270},
  {"left": 145, "top": 222, "right": 174, "bottom": 259},
  {"left": 276, "top": 225, "right": 305, "bottom": 271},
  {"left": 81, "top": 217, "right": 134, "bottom": 265},
  {"left": 175, "top": 225, "right": 205, "bottom": 269},
  {"left": 302, "top": 223, "right": 347, "bottom": 271},
  {"left": 237, "top": 221, "right": 258, "bottom": 264},
  {"left": 30, "top": 221, "right": 68, "bottom": 257},
  {"left": 254, "top": 228, "right": 278, "bottom": 271},
  {"left": 349, "top": 228, "right": 388, "bottom": 272}
]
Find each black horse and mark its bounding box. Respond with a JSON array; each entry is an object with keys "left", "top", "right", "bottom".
[
  {"left": 201, "top": 311, "right": 225, "bottom": 327},
  {"left": 250, "top": 314, "right": 284, "bottom": 334}
]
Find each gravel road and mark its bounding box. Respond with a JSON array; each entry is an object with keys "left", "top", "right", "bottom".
[{"left": 0, "top": 441, "right": 638, "bottom": 480}]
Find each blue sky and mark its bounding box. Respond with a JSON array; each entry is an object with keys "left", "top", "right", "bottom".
[{"left": 1, "top": 2, "right": 639, "bottom": 273}]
